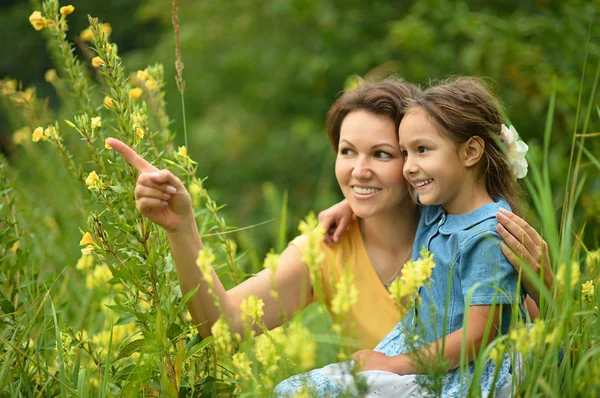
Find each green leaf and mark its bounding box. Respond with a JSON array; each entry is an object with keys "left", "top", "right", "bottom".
[{"left": 114, "top": 338, "right": 145, "bottom": 362}]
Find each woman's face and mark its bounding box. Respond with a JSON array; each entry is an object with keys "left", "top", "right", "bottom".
[{"left": 335, "top": 110, "right": 408, "bottom": 220}]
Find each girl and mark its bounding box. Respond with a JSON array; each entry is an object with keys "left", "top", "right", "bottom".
[{"left": 274, "top": 77, "right": 528, "bottom": 397}]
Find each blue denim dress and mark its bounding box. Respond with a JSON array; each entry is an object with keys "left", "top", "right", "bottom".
[{"left": 274, "top": 199, "right": 523, "bottom": 397}]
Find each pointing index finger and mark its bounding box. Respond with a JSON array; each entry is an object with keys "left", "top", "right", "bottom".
[{"left": 107, "top": 138, "right": 158, "bottom": 173}]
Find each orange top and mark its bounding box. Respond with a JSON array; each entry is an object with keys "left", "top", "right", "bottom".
[{"left": 290, "top": 218, "right": 402, "bottom": 349}]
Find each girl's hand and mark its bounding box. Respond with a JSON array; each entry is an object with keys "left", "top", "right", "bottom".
[
  {"left": 108, "top": 138, "right": 193, "bottom": 233},
  {"left": 318, "top": 199, "right": 354, "bottom": 246},
  {"left": 352, "top": 350, "right": 413, "bottom": 374},
  {"left": 495, "top": 208, "right": 553, "bottom": 305}
]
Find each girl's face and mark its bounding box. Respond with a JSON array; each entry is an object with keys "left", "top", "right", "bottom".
[
  {"left": 399, "top": 107, "right": 470, "bottom": 214},
  {"left": 335, "top": 110, "right": 409, "bottom": 220}
]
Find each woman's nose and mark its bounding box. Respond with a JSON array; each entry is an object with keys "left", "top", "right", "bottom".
[{"left": 352, "top": 157, "right": 372, "bottom": 179}]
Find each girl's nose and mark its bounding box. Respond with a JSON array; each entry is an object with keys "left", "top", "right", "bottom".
[
  {"left": 351, "top": 157, "right": 372, "bottom": 179},
  {"left": 404, "top": 156, "right": 418, "bottom": 175}
]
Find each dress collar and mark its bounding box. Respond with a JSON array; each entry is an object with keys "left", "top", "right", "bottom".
[{"left": 421, "top": 197, "right": 511, "bottom": 234}]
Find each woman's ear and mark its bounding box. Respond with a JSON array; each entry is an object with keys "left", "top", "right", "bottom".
[{"left": 462, "top": 136, "right": 485, "bottom": 167}]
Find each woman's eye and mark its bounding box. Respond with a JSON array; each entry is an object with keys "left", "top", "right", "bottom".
[
  {"left": 418, "top": 146, "right": 429, "bottom": 153},
  {"left": 340, "top": 148, "right": 354, "bottom": 156},
  {"left": 374, "top": 151, "right": 391, "bottom": 159}
]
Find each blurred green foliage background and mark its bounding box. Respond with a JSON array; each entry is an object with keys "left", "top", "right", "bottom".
[{"left": 1, "top": 0, "right": 599, "bottom": 272}]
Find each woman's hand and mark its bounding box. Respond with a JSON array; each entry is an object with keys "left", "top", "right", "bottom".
[
  {"left": 318, "top": 199, "right": 354, "bottom": 246},
  {"left": 496, "top": 208, "right": 553, "bottom": 306},
  {"left": 108, "top": 138, "right": 193, "bottom": 233}
]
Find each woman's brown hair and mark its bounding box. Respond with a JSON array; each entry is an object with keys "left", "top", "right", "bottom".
[
  {"left": 326, "top": 77, "right": 420, "bottom": 151},
  {"left": 407, "top": 76, "right": 524, "bottom": 215}
]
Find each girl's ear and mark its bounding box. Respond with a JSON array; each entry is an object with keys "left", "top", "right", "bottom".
[{"left": 462, "top": 136, "right": 485, "bottom": 167}]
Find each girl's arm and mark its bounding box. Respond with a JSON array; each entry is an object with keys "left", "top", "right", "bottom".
[
  {"left": 110, "top": 139, "right": 313, "bottom": 338},
  {"left": 354, "top": 305, "right": 500, "bottom": 374},
  {"left": 318, "top": 199, "right": 353, "bottom": 245}
]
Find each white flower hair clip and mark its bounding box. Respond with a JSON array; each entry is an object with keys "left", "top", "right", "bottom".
[{"left": 500, "top": 124, "right": 529, "bottom": 179}]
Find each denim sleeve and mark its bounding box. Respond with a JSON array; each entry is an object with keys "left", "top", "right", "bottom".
[{"left": 457, "top": 229, "right": 519, "bottom": 305}]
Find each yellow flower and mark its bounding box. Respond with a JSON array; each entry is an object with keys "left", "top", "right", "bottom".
[
  {"left": 91, "top": 117, "right": 102, "bottom": 129},
  {"left": 79, "top": 232, "right": 93, "bottom": 246},
  {"left": 44, "top": 69, "right": 58, "bottom": 83},
  {"left": 32, "top": 127, "right": 44, "bottom": 142},
  {"left": 91, "top": 57, "right": 104, "bottom": 68},
  {"left": 582, "top": 280, "right": 595, "bottom": 304},
  {"left": 29, "top": 11, "right": 47, "bottom": 31},
  {"left": 557, "top": 261, "right": 580, "bottom": 290},
  {"left": 85, "top": 264, "right": 112, "bottom": 289},
  {"left": 59, "top": 5, "right": 75, "bottom": 16},
  {"left": 85, "top": 171, "right": 101, "bottom": 190},
  {"left": 254, "top": 333, "right": 280, "bottom": 370},
  {"left": 80, "top": 27, "right": 93, "bottom": 42},
  {"left": 76, "top": 253, "right": 94, "bottom": 271},
  {"left": 81, "top": 247, "right": 94, "bottom": 255},
  {"left": 211, "top": 317, "right": 235, "bottom": 355},
  {"left": 145, "top": 79, "right": 157, "bottom": 90},
  {"left": 232, "top": 352, "right": 253, "bottom": 385},
  {"left": 389, "top": 247, "right": 435, "bottom": 310},
  {"left": 331, "top": 267, "right": 358, "bottom": 316},
  {"left": 13, "top": 126, "right": 31, "bottom": 145},
  {"left": 545, "top": 327, "right": 559, "bottom": 344},
  {"left": 284, "top": 322, "right": 315, "bottom": 371},
  {"left": 10, "top": 241, "right": 19, "bottom": 254},
  {"left": 297, "top": 213, "right": 326, "bottom": 300},
  {"left": 196, "top": 249, "right": 216, "bottom": 287},
  {"left": 103, "top": 96, "right": 113, "bottom": 108},
  {"left": 128, "top": 87, "right": 143, "bottom": 100},
  {"left": 136, "top": 69, "right": 149, "bottom": 81},
  {"left": 101, "top": 23, "right": 112, "bottom": 37},
  {"left": 177, "top": 146, "right": 188, "bottom": 158},
  {"left": 240, "top": 296, "right": 265, "bottom": 325},
  {"left": 135, "top": 125, "right": 144, "bottom": 139},
  {"left": 587, "top": 249, "right": 600, "bottom": 276},
  {"left": 104, "top": 139, "right": 112, "bottom": 149}
]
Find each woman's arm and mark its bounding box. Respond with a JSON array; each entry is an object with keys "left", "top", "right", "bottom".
[
  {"left": 354, "top": 305, "right": 499, "bottom": 374},
  {"left": 109, "top": 139, "right": 313, "bottom": 338}
]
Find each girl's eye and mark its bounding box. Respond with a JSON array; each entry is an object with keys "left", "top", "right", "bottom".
[
  {"left": 340, "top": 148, "right": 355, "bottom": 156},
  {"left": 401, "top": 150, "right": 408, "bottom": 157},
  {"left": 418, "top": 146, "right": 429, "bottom": 153},
  {"left": 374, "top": 151, "right": 391, "bottom": 159}
]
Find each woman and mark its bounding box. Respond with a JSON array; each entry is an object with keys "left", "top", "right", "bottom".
[{"left": 107, "top": 76, "right": 551, "bottom": 354}]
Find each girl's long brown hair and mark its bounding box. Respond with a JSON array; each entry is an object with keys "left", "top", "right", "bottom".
[{"left": 407, "top": 76, "right": 524, "bottom": 215}]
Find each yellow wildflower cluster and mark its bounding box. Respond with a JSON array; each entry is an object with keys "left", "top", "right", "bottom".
[
  {"left": 196, "top": 248, "right": 216, "bottom": 288},
  {"left": 80, "top": 23, "right": 112, "bottom": 42},
  {"left": 508, "top": 319, "right": 552, "bottom": 354},
  {"left": 29, "top": 11, "right": 49, "bottom": 31},
  {"left": 91, "top": 323, "right": 139, "bottom": 350},
  {"left": 582, "top": 280, "right": 595, "bottom": 304},
  {"left": 189, "top": 182, "right": 202, "bottom": 207},
  {"left": 128, "top": 87, "right": 143, "bottom": 100},
  {"left": 232, "top": 352, "right": 254, "bottom": 383},
  {"left": 85, "top": 264, "right": 113, "bottom": 290},
  {"left": 85, "top": 171, "right": 102, "bottom": 191},
  {"left": 211, "top": 317, "right": 236, "bottom": 355},
  {"left": 263, "top": 251, "right": 280, "bottom": 299},
  {"left": 284, "top": 322, "right": 316, "bottom": 371},
  {"left": 91, "top": 116, "right": 102, "bottom": 129},
  {"left": 132, "top": 113, "right": 145, "bottom": 139},
  {"left": 389, "top": 246, "right": 435, "bottom": 310},
  {"left": 488, "top": 340, "right": 507, "bottom": 364},
  {"left": 298, "top": 213, "right": 326, "bottom": 300},
  {"left": 79, "top": 232, "right": 94, "bottom": 255},
  {"left": 135, "top": 69, "right": 158, "bottom": 90},
  {"left": 556, "top": 261, "right": 580, "bottom": 291},
  {"left": 331, "top": 267, "right": 358, "bottom": 316},
  {"left": 60, "top": 5, "right": 75, "bottom": 16},
  {"left": 12, "top": 126, "right": 31, "bottom": 145},
  {"left": 254, "top": 331, "right": 282, "bottom": 374},
  {"left": 587, "top": 249, "right": 600, "bottom": 278},
  {"left": 177, "top": 146, "right": 188, "bottom": 158},
  {"left": 76, "top": 253, "right": 94, "bottom": 271},
  {"left": 240, "top": 295, "right": 265, "bottom": 326}
]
